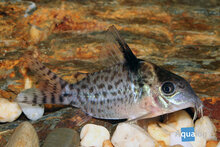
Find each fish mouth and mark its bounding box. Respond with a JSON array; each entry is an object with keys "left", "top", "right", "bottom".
[{"left": 168, "top": 100, "right": 204, "bottom": 121}]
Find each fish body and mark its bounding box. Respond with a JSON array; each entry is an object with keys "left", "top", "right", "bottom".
[{"left": 17, "top": 26, "right": 203, "bottom": 120}]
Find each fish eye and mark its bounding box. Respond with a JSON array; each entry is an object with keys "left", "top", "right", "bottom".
[{"left": 161, "top": 81, "right": 175, "bottom": 96}]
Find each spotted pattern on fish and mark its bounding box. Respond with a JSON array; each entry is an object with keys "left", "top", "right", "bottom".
[
  {"left": 16, "top": 25, "right": 203, "bottom": 121},
  {"left": 59, "top": 63, "right": 143, "bottom": 119}
]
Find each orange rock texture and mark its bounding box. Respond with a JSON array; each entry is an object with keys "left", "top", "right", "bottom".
[{"left": 0, "top": 0, "right": 219, "bottom": 143}]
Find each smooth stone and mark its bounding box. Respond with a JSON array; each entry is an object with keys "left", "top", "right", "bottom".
[
  {"left": 80, "top": 124, "right": 110, "bottom": 147},
  {"left": 43, "top": 128, "right": 80, "bottom": 147},
  {"left": 19, "top": 103, "right": 44, "bottom": 121},
  {"left": 191, "top": 116, "right": 217, "bottom": 147},
  {"left": 164, "top": 110, "right": 194, "bottom": 131},
  {"left": 111, "top": 123, "right": 155, "bottom": 147},
  {"left": 6, "top": 121, "right": 39, "bottom": 147},
  {"left": 0, "top": 98, "right": 22, "bottom": 123},
  {"left": 147, "top": 122, "right": 171, "bottom": 145}
]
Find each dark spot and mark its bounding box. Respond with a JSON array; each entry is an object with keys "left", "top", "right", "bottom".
[
  {"left": 24, "top": 96, "right": 28, "bottom": 101},
  {"left": 40, "top": 65, "right": 46, "bottom": 70},
  {"left": 107, "top": 99, "right": 110, "bottom": 103},
  {"left": 118, "top": 90, "right": 121, "bottom": 94},
  {"left": 53, "top": 84, "right": 57, "bottom": 91},
  {"left": 78, "top": 95, "right": 85, "bottom": 105},
  {"left": 146, "top": 71, "right": 153, "bottom": 77},
  {"left": 122, "top": 65, "right": 126, "bottom": 72},
  {"left": 104, "top": 76, "right": 108, "bottom": 81},
  {"left": 110, "top": 74, "right": 115, "bottom": 81},
  {"left": 127, "top": 85, "right": 131, "bottom": 91},
  {"left": 52, "top": 74, "right": 57, "bottom": 80},
  {"left": 61, "top": 82, "right": 67, "bottom": 89},
  {"left": 90, "top": 108, "right": 94, "bottom": 113},
  {"left": 123, "top": 91, "right": 126, "bottom": 95},
  {"left": 81, "top": 84, "right": 87, "bottom": 89},
  {"left": 86, "top": 77, "right": 90, "bottom": 84},
  {"left": 63, "top": 93, "right": 70, "bottom": 97},
  {"left": 59, "top": 95, "right": 64, "bottom": 102},
  {"left": 77, "top": 88, "right": 80, "bottom": 94},
  {"left": 143, "top": 79, "right": 149, "bottom": 84},
  {"left": 33, "top": 93, "right": 37, "bottom": 103},
  {"left": 42, "top": 92, "right": 47, "bottom": 103},
  {"left": 89, "top": 87, "right": 94, "bottom": 93},
  {"left": 74, "top": 73, "right": 80, "bottom": 80},
  {"left": 115, "top": 79, "right": 123, "bottom": 87},
  {"left": 51, "top": 93, "right": 55, "bottom": 104},
  {"left": 100, "top": 100, "right": 104, "bottom": 105},
  {"left": 70, "top": 101, "right": 77, "bottom": 106},
  {"left": 119, "top": 98, "right": 123, "bottom": 102},
  {"left": 93, "top": 79, "right": 97, "bottom": 84},
  {"left": 100, "top": 75, "right": 104, "bottom": 80},
  {"left": 142, "top": 75, "right": 148, "bottom": 79},
  {"left": 91, "top": 101, "right": 95, "bottom": 105},
  {"left": 127, "top": 74, "right": 130, "bottom": 81},
  {"left": 141, "top": 64, "right": 148, "bottom": 71},
  {"left": 98, "top": 83, "right": 105, "bottom": 89},
  {"left": 98, "top": 108, "right": 102, "bottom": 113},
  {"left": 111, "top": 92, "right": 117, "bottom": 96},
  {"left": 108, "top": 85, "right": 113, "bottom": 90},
  {"left": 77, "top": 95, "right": 81, "bottom": 101},
  {"left": 94, "top": 93, "right": 99, "bottom": 99},
  {"left": 113, "top": 70, "right": 118, "bottom": 76},
  {"left": 84, "top": 93, "right": 89, "bottom": 100},
  {"left": 94, "top": 75, "right": 100, "bottom": 83},
  {"left": 139, "top": 82, "right": 144, "bottom": 87},
  {"left": 102, "top": 91, "right": 107, "bottom": 98},
  {"left": 47, "top": 70, "right": 52, "bottom": 76},
  {"left": 0, "top": 11, "right": 7, "bottom": 16}
]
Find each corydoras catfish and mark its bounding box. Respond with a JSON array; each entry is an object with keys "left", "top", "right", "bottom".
[{"left": 16, "top": 25, "right": 203, "bottom": 121}]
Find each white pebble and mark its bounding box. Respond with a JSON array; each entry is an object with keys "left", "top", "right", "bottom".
[
  {"left": 164, "top": 110, "right": 194, "bottom": 131},
  {"left": 19, "top": 103, "right": 44, "bottom": 121},
  {"left": 111, "top": 123, "right": 155, "bottom": 147},
  {"left": 170, "top": 132, "right": 193, "bottom": 147},
  {"left": 191, "top": 116, "right": 217, "bottom": 147},
  {"left": 148, "top": 122, "right": 170, "bottom": 145},
  {"left": 18, "top": 77, "right": 44, "bottom": 121},
  {"left": 80, "top": 124, "right": 110, "bottom": 147},
  {"left": 0, "top": 98, "right": 22, "bottom": 122}
]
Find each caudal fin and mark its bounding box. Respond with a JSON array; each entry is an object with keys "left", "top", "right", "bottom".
[{"left": 16, "top": 52, "right": 70, "bottom": 105}]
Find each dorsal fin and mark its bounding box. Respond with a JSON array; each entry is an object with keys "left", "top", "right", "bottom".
[{"left": 99, "top": 25, "right": 140, "bottom": 72}]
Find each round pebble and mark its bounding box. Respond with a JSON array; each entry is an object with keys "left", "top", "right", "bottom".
[
  {"left": 6, "top": 121, "right": 39, "bottom": 147},
  {"left": 43, "top": 128, "right": 80, "bottom": 147},
  {"left": 80, "top": 124, "right": 110, "bottom": 147},
  {"left": 0, "top": 98, "right": 22, "bottom": 122},
  {"left": 19, "top": 103, "right": 44, "bottom": 121}
]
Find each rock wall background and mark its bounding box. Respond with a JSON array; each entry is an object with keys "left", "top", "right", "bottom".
[{"left": 0, "top": 0, "right": 219, "bottom": 145}]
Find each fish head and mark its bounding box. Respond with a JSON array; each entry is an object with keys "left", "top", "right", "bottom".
[{"left": 138, "top": 62, "right": 203, "bottom": 120}]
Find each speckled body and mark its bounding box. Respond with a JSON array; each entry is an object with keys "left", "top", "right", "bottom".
[
  {"left": 17, "top": 25, "right": 203, "bottom": 121},
  {"left": 64, "top": 63, "right": 143, "bottom": 119}
]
